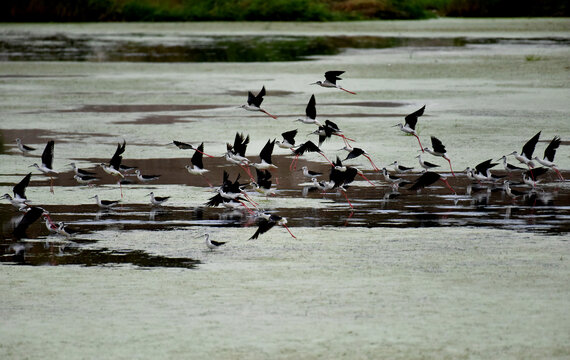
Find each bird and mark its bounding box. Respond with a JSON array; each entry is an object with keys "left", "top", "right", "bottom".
[
  {"left": 15, "top": 138, "right": 35, "bottom": 154},
  {"left": 68, "top": 162, "right": 96, "bottom": 176},
  {"left": 73, "top": 174, "right": 99, "bottom": 185},
  {"left": 202, "top": 233, "right": 226, "bottom": 251},
  {"left": 393, "top": 105, "right": 425, "bottom": 152},
  {"left": 473, "top": 159, "right": 501, "bottom": 182},
  {"left": 13, "top": 206, "right": 49, "bottom": 239},
  {"left": 522, "top": 167, "right": 549, "bottom": 188},
  {"left": 295, "top": 94, "right": 321, "bottom": 125},
  {"left": 185, "top": 142, "right": 212, "bottom": 187},
  {"left": 147, "top": 192, "right": 170, "bottom": 206},
  {"left": 409, "top": 171, "right": 455, "bottom": 193},
  {"left": 506, "top": 131, "right": 541, "bottom": 170},
  {"left": 310, "top": 71, "right": 356, "bottom": 95},
  {"left": 415, "top": 154, "right": 440, "bottom": 172},
  {"left": 389, "top": 161, "right": 414, "bottom": 173},
  {"left": 301, "top": 166, "right": 323, "bottom": 179},
  {"left": 206, "top": 171, "right": 255, "bottom": 214},
  {"left": 171, "top": 140, "right": 214, "bottom": 158},
  {"left": 44, "top": 215, "right": 59, "bottom": 233},
  {"left": 249, "top": 213, "right": 296, "bottom": 240},
  {"left": 497, "top": 155, "right": 525, "bottom": 175},
  {"left": 328, "top": 164, "right": 362, "bottom": 209},
  {"left": 276, "top": 129, "right": 298, "bottom": 150},
  {"left": 3, "top": 172, "right": 32, "bottom": 206},
  {"left": 251, "top": 168, "right": 275, "bottom": 198},
  {"left": 422, "top": 136, "right": 455, "bottom": 176},
  {"left": 239, "top": 85, "right": 277, "bottom": 119},
  {"left": 503, "top": 180, "right": 527, "bottom": 200},
  {"left": 381, "top": 168, "right": 411, "bottom": 190},
  {"left": 251, "top": 139, "right": 278, "bottom": 171},
  {"left": 533, "top": 136, "right": 563, "bottom": 180},
  {"left": 339, "top": 145, "right": 381, "bottom": 172},
  {"left": 56, "top": 221, "right": 80, "bottom": 238},
  {"left": 100, "top": 140, "right": 126, "bottom": 197},
  {"left": 290, "top": 140, "right": 333, "bottom": 170},
  {"left": 30, "top": 140, "right": 57, "bottom": 194},
  {"left": 135, "top": 169, "right": 161, "bottom": 183},
  {"left": 225, "top": 132, "right": 253, "bottom": 180},
  {"left": 90, "top": 195, "right": 119, "bottom": 209},
  {"left": 311, "top": 120, "right": 354, "bottom": 147}
]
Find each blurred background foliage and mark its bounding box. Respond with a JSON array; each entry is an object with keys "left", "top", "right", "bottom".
[{"left": 1, "top": 0, "right": 568, "bottom": 22}]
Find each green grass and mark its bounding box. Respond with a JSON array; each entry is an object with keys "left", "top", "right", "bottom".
[{"left": 1, "top": 0, "right": 568, "bottom": 22}]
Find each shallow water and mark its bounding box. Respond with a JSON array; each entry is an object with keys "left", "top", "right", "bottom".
[{"left": 0, "top": 19, "right": 569, "bottom": 359}]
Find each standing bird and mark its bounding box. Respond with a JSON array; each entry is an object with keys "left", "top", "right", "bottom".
[
  {"left": 423, "top": 136, "right": 455, "bottom": 176},
  {"left": 276, "top": 129, "right": 298, "bottom": 150},
  {"left": 69, "top": 162, "right": 96, "bottom": 176},
  {"left": 171, "top": 140, "right": 214, "bottom": 158},
  {"left": 251, "top": 139, "right": 278, "bottom": 171},
  {"left": 381, "top": 168, "right": 411, "bottom": 190},
  {"left": 15, "top": 138, "right": 35, "bottom": 154},
  {"left": 185, "top": 142, "right": 213, "bottom": 187},
  {"left": 497, "top": 155, "right": 525, "bottom": 175},
  {"left": 3, "top": 172, "right": 32, "bottom": 207},
  {"left": 100, "top": 140, "right": 126, "bottom": 197},
  {"left": 503, "top": 180, "right": 527, "bottom": 201},
  {"left": 409, "top": 171, "right": 455, "bottom": 194},
  {"left": 533, "top": 136, "right": 563, "bottom": 180},
  {"left": 310, "top": 71, "right": 356, "bottom": 95},
  {"left": 290, "top": 140, "right": 333, "bottom": 170},
  {"left": 90, "top": 195, "right": 120, "bottom": 209},
  {"left": 389, "top": 161, "right": 414, "bottom": 174},
  {"left": 393, "top": 105, "right": 425, "bottom": 152},
  {"left": 73, "top": 174, "right": 99, "bottom": 186},
  {"left": 239, "top": 85, "right": 277, "bottom": 119},
  {"left": 249, "top": 213, "right": 296, "bottom": 240},
  {"left": 30, "top": 140, "right": 57, "bottom": 194},
  {"left": 507, "top": 131, "right": 541, "bottom": 169},
  {"left": 147, "top": 192, "right": 170, "bottom": 206},
  {"left": 415, "top": 154, "right": 440, "bottom": 172},
  {"left": 295, "top": 94, "right": 321, "bottom": 125},
  {"left": 301, "top": 166, "right": 322, "bottom": 179},
  {"left": 339, "top": 145, "right": 381, "bottom": 172},
  {"left": 135, "top": 169, "right": 161, "bottom": 183},
  {"left": 56, "top": 221, "right": 80, "bottom": 238},
  {"left": 202, "top": 233, "right": 226, "bottom": 251}
]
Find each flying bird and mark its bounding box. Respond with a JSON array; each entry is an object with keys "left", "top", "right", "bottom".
[
  {"left": 311, "top": 71, "right": 356, "bottom": 95},
  {"left": 30, "top": 140, "right": 57, "bottom": 193},
  {"left": 239, "top": 85, "right": 277, "bottom": 119},
  {"left": 393, "top": 105, "right": 425, "bottom": 152},
  {"left": 423, "top": 136, "right": 455, "bottom": 176}
]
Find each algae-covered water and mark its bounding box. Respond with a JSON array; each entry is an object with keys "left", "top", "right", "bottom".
[{"left": 0, "top": 19, "right": 569, "bottom": 359}]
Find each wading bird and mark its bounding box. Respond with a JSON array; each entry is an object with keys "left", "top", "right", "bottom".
[
  {"left": 90, "top": 195, "right": 120, "bottom": 209},
  {"left": 135, "top": 169, "right": 161, "bottom": 183},
  {"left": 249, "top": 213, "right": 296, "bottom": 240},
  {"left": 147, "top": 192, "right": 170, "bottom": 206},
  {"left": 339, "top": 145, "right": 381, "bottom": 172},
  {"left": 423, "top": 136, "right": 455, "bottom": 176},
  {"left": 290, "top": 141, "right": 333, "bottom": 170},
  {"left": 100, "top": 140, "right": 126, "bottom": 197},
  {"left": 240, "top": 85, "right": 277, "bottom": 119},
  {"left": 171, "top": 140, "right": 214, "bottom": 158},
  {"left": 30, "top": 140, "right": 57, "bottom": 194},
  {"left": 202, "top": 233, "right": 226, "bottom": 251},
  {"left": 251, "top": 139, "right": 278, "bottom": 171},
  {"left": 533, "top": 136, "right": 563, "bottom": 180},
  {"left": 389, "top": 161, "right": 414, "bottom": 174},
  {"left": 506, "top": 131, "right": 541, "bottom": 169},
  {"left": 415, "top": 154, "right": 440, "bottom": 172},
  {"left": 16, "top": 138, "right": 35, "bottom": 154},
  {"left": 185, "top": 142, "right": 212, "bottom": 187},
  {"left": 295, "top": 94, "right": 321, "bottom": 125},
  {"left": 393, "top": 105, "right": 425, "bottom": 152},
  {"left": 276, "top": 129, "right": 298, "bottom": 150},
  {"left": 409, "top": 171, "right": 455, "bottom": 194},
  {"left": 311, "top": 71, "right": 356, "bottom": 95},
  {"left": 2, "top": 172, "right": 32, "bottom": 207}
]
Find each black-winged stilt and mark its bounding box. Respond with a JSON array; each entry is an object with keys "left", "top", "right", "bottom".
[
  {"left": 56, "top": 221, "right": 80, "bottom": 238},
  {"left": 90, "top": 195, "right": 120, "bottom": 209},
  {"left": 44, "top": 215, "right": 59, "bottom": 233},
  {"left": 497, "top": 155, "right": 525, "bottom": 175},
  {"left": 202, "top": 233, "right": 226, "bottom": 251},
  {"left": 251, "top": 139, "right": 277, "bottom": 171},
  {"left": 381, "top": 168, "right": 411, "bottom": 190},
  {"left": 69, "top": 162, "right": 96, "bottom": 176},
  {"left": 147, "top": 192, "right": 170, "bottom": 206},
  {"left": 16, "top": 138, "right": 35, "bottom": 154},
  {"left": 389, "top": 161, "right": 414, "bottom": 173},
  {"left": 30, "top": 140, "right": 57, "bottom": 193},
  {"left": 240, "top": 85, "right": 277, "bottom": 119},
  {"left": 100, "top": 140, "right": 126, "bottom": 197},
  {"left": 415, "top": 154, "right": 440, "bottom": 172},
  {"left": 249, "top": 213, "right": 296, "bottom": 239},
  {"left": 74, "top": 174, "right": 99, "bottom": 185},
  {"left": 225, "top": 132, "right": 254, "bottom": 180},
  {"left": 393, "top": 105, "right": 425, "bottom": 152},
  {"left": 171, "top": 140, "right": 214, "bottom": 158},
  {"left": 135, "top": 169, "right": 161, "bottom": 183},
  {"left": 533, "top": 136, "right": 563, "bottom": 180},
  {"left": 301, "top": 166, "right": 322, "bottom": 179},
  {"left": 2, "top": 172, "right": 31, "bottom": 207},
  {"left": 503, "top": 180, "right": 527, "bottom": 200},
  {"left": 13, "top": 206, "right": 49, "bottom": 239},
  {"left": 409, "top": 171, "right": 455, "bottom": 193},
  {"left": 339, "top": 145, "right": 380, "bottom": 172},
  {"left": 276, "top": 129, "right": 298, "bottom": 150},
  {"left": 251, "top": 169, "right": 275, "bottom": 198},
  {"left": 295, "top": 94, "right": 321, "bottom": 125},
  {"left": 423, "top": 136, "right": 455, "bottom": 176},
  {"left": 522, "top": 167, "right": 549, "bottom": 188},
  {"left": 185, "top": 142, "right": 213, "bottom": 187},
  {"left": 311, "top": 71, "right": 356, "bottom": 95},
  {"left": 290, "top": 140, "right": 333, "bottom": 170},
  {"left": 506, "top": 131, "right": 541, "bottom": 169}
]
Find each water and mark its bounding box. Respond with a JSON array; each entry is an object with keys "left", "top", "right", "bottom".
[{"left": 0, "top": 19, "right": 569, "bottom": 359}]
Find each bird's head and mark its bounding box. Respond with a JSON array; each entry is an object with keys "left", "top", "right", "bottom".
[{"left": 310, "top": 81, "right": 322, "bottom": 86}]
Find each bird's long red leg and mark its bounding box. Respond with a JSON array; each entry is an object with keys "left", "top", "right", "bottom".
[
  {"left": 319, "top": 153, "right": 334, "bottom": 167},
  {"left": 238, "top": 201, "right": 255, "bottom": 215},
  {"left": 242, "top": 193, "right": 259, "bottom": 207},
  {"left": 364, "top": 155, "right": 381, "bottom": 172},
  {"left": 446, "top": 158, "right": 455, "bottom": 177},
  {"left": 553, "top": 167, "right": 564, "bottom": 180},
  {"left": 341, "top": 189, "right": 354, "bottom": 209},
  {"left": 281, "top": 224, "right": 297, "bottom": 239},
  {"left": 290, "top": 155, "right": 299, "bottom": 171},
  {"left": 203, "top": 176, "right": 213, "bottom": 188},
  {"left": 414, "top": 134, "right": 424, "bottom": 152},
  {"left": 441, "top": 179, "right": 456, "bottom": 194},
  {"left": 339, "top": 87, "right": 356, "bottom": 95},
  {"left": 195, "top": 149, "right": 215, "bottom": 158},
  {"left": 261, "top": 109, "right": 277, "bottom": 119},
  {"left": 240, "top": 163, "right": 255, "bottom": 181},
  {"left": 527, "top": 165, "right": 536, "bottom": 182},
  {"left": 119, "top": 181, "right": 123, "bottom": 198},
  {"left": 358, "top": 172, "right": 375, "bottom": 187},
  {"left": 49, "top": 177, "right": 54, "bottom": 194}
]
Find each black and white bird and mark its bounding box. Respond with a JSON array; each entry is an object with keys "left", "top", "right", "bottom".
[
  {"left": 393, "top": 105, "right": 425, "bottom": 152},
  {"left": 409, "top": 171, "right": 455, "bottom": 194},
  {"left": 185, "top": 142, "right": 212, "bottom": 186},
  {"left": 74, "top": 174, "right": 99, "bottom": 185},
  {"left": 310, "top": 71, "right": 356, "bottom": 94},
  {"left": 507, "top": 131, "right": 541, "bottom": 169},
  {"left": 276, "top": 129, "right": 298, "bottom": 150},
  {"left": 239, "top": 85, "right": 277, "bottom": 119},
  {"left": 389, "top": 161, "right": 414, "bottom": 174},
  {"left": 295, "top": 94, "right": 321, "bottom": 125},
  {"left": 251, "top": 139, "right": 278, "bottom": 171},
  {"left": 135, "top": 169, "right": 161, "bottom": 183},
  {"left": 251, "top": 168, "right": 275, "bottom": 197},
  {"left": 13, "top": 206, "right": 49, "bottom": 239},
  {"left": 90, "top": 194, "right": 120, "bottom": 209},
  {"left": 202, "top": 233, "right": 226, "bottom": 251},
  {"left": 147, "top": 192, "right": 170, "bottom": 206},
  {"left": 30, "top": 140, "right": 58, "bottom": 193},
  {"left": 290, "top": 140, "right": 334, "bottom": 170},
  {"left": 339, "top": 145, "right": 380, "bottom": 172},
  {"left": 249, "top": 213, "right": 296, "bottom": 240},
  {"left": 415, "top": 154, "right": 440, "bottom": 172},
  {"left": 423, "top": 136, "right": 455, "bottom": 176},
  {"left": 533, "top": 136, "right": 563, "bottom": 180},
  {"left": 16, "top": 138, "right": 35, "bottom": 154},
  {"left": 497, "top": 155, "right": 525, "bottom": 174},
  {"left": 57, "top": 221, "right": 80, "bottom": 238},
  {"left": 2, "top": 172, "right": 31, "bottom": 207},
  {"left": 503, "top": 180, "right": 527, "bottom": 200},
  {"left": 301, "top": 166, "right": 323, "bottom": 179},
  {"left": 171, "top": 140, "right": 214, "bottom": 157},
  {"left": 69, "top": 162, "right": 96, "bottom": 176},
  {"left": 381, "top": 168, "right": 411, "bottom": 190}
]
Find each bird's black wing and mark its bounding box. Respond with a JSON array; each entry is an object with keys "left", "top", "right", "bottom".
[
  {"left": 423, "top": 160, "right": 440, "bottom": 168},
  {"left": 409, "top": 172, "right": 440, "bottom": 191},
  {"left": 191, "top": 143, "right": 205, "bottom": 169},
  {"left": 294, "top": 141, "right": 321, "bottom": 156},
  {"left": 343, "top": 167, "right": 358, "bottom": 186},
  {"left": 41, "top": 140, "right": 55, "bottom": 169},
  {"left": 205, "top": 193, "right": 225, "bottom": 207},
  {"left": 246, "top": 91, "right": 256, "bottom": 106},
  {"left": 173, "top": 140, "right": 194, "bottom": 150},
  {"left": 305, "top": 94, "right": 316, "bottom": 119},
  {"left": 13, "top": 173, "right": 32, "bottom": 200},
  {"left": 249, "top": 218, "right": 276, "bottom": 240},
  {"left": 324, "top": 71, "right": 345, "bottom": 84},
  {"left": 110, "top": 140, "right": 126, "bottom": 170},
  {"left": 521, "top": 131, "right": 541, "bottom": 159},
  {"left": 543, "top": 136, "right": 561, "bottom": 162},
  {"left": 210, "top": 240, "right": 226, "bottom": 247},
  {"left": 324, "top": 119, "right": 340, "bottom": 132},
  {"left": 526, "top": 167, "right": 549, "bottom": 179},
  {"left": 14, "top": 207, "right": 44, "bottom": 239},
  {"left": 345, "top": 148, "right": 364, "bottom": 160},
  {"left": 404, "top": 105, "right": 425, "bottom": 130},
  {"left": 430, "top": 136, "right": 446, "bottom": 154},
  {"left": 329, "top": 167, "right": 345, "bottom": 188},
  {"left": 234, "top": 133, "right": 249, "bottom": 157},
  {"left": 474, "top": 159, "right": 496, "bottom": 174},
  {"left": 259, "top": 139, "right": 275, "bottom": 164},
  {"left": 253, "top": 86, "right": 266, "bottom": 107},
  {"left": 281, "top": 129, "right": 297, "bottom": 146}
]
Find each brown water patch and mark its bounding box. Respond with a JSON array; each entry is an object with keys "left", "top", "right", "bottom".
[
  {"left": 58, "top": 104, "right": 227, "bottom": 113},
  {"left": 113, "top": 114, "right": 191, "bottom": 125},
  {"left": 225, "top": 89, "right": 296, "bottom": 97},
  {"left": 323, "top": 101, "right": 407, "bottom": 108}
]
